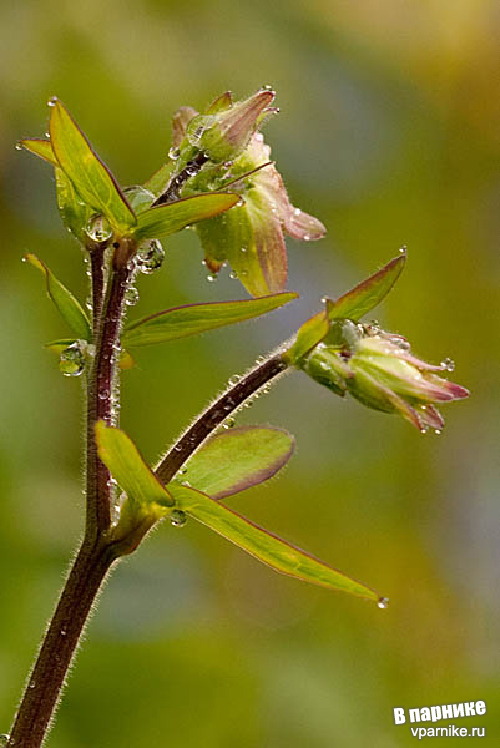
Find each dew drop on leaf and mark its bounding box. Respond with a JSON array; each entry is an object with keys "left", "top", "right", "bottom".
[
  {"left": 377, "top": 597, "right": 389, "bottom": 609},
  {"left": 170, "top": 509, "right": 187, "bottom": 527}
]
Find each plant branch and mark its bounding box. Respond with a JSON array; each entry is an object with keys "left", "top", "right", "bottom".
[
  {"left": 155, "top": 354, "right": 288, "bottom": 484},
  {"left": 86, "top": 250, "right": 132, "bottom": 538},
  {"left": 11, "top": 239, "right": 136, "bottom": 748},
  {"left": 9, "top": 539, "right": 117, "bottom": 748}
]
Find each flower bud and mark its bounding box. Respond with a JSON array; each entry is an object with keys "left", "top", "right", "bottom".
[
  {"left": 192, "top": 89, "right": 276, "bottom": 163},
  {"left": 302, "top": 321, "right": 469, "bottom": 431}
]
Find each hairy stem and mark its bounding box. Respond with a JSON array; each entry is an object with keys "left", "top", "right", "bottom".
[
  {"left": 9, "top": 539, "right": 117, "bottom": 748},
  {"left": 86, "top": 260, "right": 131, "bottom": 538},
  {"left": 155, "top": 354, "right": 288, "bottom": 484},
  {"left": 11, "top": 240, "right": 135, "bottom": 748}
]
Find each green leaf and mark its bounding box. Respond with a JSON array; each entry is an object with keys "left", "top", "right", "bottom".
[
  {"left": 328, "top": 254, "right": 406, "bottom": 322},
  {"left": 179, "top": 426, "right": 295, "bottom": 499},
  {"left": 55, "top": 167, "right": 91, "bottom": 240},
  {"left": 135, "top": 192, "right": 240, "bottom": 241},
  {"left": 284, "top": 304, "right": 331, "bottom": 365},
  {"left": 95, "top": 422, "right": 173, "bottom": 510},
  {"left": 169, "top": 483, "right": 381, "bottom": 602},
  {"left": 24, "top": 253, "right": 91, "bottom": 340},
  {"left": 18, "top": 138, "right": 58, "bottom": 166},
  {"left": 143, "top": 162, "right": 174, "bottom": 197},
  {"left": 123, "top": 292, "right": 297, "bottom": 348},
  {"left": 49, "top": 99, "right": 136, "bottom": 234}
]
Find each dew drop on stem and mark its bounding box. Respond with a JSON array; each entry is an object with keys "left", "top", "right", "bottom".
[
  {"left": 86, "top": 214, "right": 112, "bottom": 243},
  {"left": 136, "top": 239, "right": 165, "bottom": 274},
  {"left": 125, "top": 286, "right": 139, "bottom": 306},
  {"left": 59, "top": 341, "right": 86, "bottom": 377}
]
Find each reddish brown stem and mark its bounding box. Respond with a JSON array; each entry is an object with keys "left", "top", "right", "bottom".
[{"left": 9, "top": 539, "right": 117, "bottom": 748}]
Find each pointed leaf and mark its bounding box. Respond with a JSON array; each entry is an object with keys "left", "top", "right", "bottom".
[
  {"left": 197, "top": 191, "right": 287, "bottom": 297},
  {"left": 284, "top": 304, "right": 331, "bottom": 365},
  {"left": 24, "top": 253, "right": 91, "bottom": 339},
  {"left": 95, "top": 422, "right": 173, "bottom": 509},
  {"left": 180, "top": 426, "right": 294, "bottom": 499},
  {"left": 49, "top": 99, "right": 136, "bottom": 234},
  {"left": 328, "top": 254, "right": 406, "bottom": 322},
  {"left": 18, "top": 138, "right": 58, "bottom": 166},
  {"left": 143, "top": 162, "right": 174, "bottom": 197},
  {"left": 123, "top": 292, "right": 297, "bottom": 348},
  {"left": 135, "top": 192, "right": 240, "bottom": 241},
  {"left": 205, "top": 91, "right": 233, "bottom": 114},
  {"left": 55, "top": 167, "right": 92, "bottom": 240},
  {"left": 169, "top": 484, "right": 381, "bottom": 602}
]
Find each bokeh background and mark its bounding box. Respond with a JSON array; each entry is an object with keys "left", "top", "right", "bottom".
[{"left": 1, "top": 1, "right": 499, "bottom": 745}]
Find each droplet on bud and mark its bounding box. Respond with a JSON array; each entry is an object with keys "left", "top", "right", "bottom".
[
  {"left": 223, "top": 418, "right": 235, "bottom": 429},
  {"left": 440, "top": 357, "right": 455, "bottom": 372},
  {"left": 377, "top": 597, "right": 389, "bottom": 609},
  {"left": 0, "top": 734, "right": 11, "bottom": 747},
  {"left": 136, "top": 239, "right": 165, "bottom": 274},
  {"left": 399, "top": 245, "right": 406, "bottom": 254},
  {"left": 86, "top": 214, "right": 112, "bottom": 243},
  {"left": 170, "top": 509, "right": 187, "bottom": 527},
  {"left": 207, "top": 273, "right": 217, "bottom": 283},
  {"left": 15, "top": 142, "right": 22, "bottom": 151},
  {"left": 168, "top": 146, "right": 180, "bottom": 160},
  {"left": 229, "top": 270, "right": 238, "bottom": 279},
  {"left": 59, "top": 341, "right": 86, "bottom": 377},
  {"left": 47, "top": 96, "right": 57, "bottom": 107}
]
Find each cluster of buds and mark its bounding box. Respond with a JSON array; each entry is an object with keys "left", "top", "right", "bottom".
[
  {"left": 301, "top": 319, "right": 469, "bottom": 432},
  {"left": 165, "top": 88, "right": 325, "bottom": 297}
]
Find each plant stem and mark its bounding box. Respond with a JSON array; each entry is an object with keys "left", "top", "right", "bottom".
[
  {"left": 86, "top": 261, "right": 131, "bottom": 538},
  {"left": 10, "top": 240, "right": 134, "bottom": 748},
  {"left": 8, "top": 539, "right": 117, "bottom": 748},
  {"left": 155, "top": 354, "right": 288, "bottom": 484}
]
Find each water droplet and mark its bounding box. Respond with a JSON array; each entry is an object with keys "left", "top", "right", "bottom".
[
  {"left": 168, "top": 146, "right": 180, "bottom": 160},
  {"left": 236, "top": 198, "right": 245, "bottom": 208},
  {"left": 303, "top": 234, "right": 310, "bottom": 241},
  {"left": 61, "top": 629, "right": 67, "bottom": 636},
  {"left": 320, "top": 295, "right": 328, "bottom": 304},
  {"left": 47, "top": 96, "right": 57, "bottom": 107},
  {"left": 399, "top": 245, "right": 406, "bottom": 254},
  {"left": 228, "top": 374, "right": 240, "bottom": 386},
  {"left": 86, "top": 214, "right": 112, "bottom": 243},
  {"left": 29, "top": 679, "right": 36, "bottom": 689},
  {"left": 125, "top": 285, "right": 139, "bottom": 306},
  {"left": 434, "top": 429, "right": 442, "bottom": 435},
  {"left": 15, "top": 142, "right": 22, "bottom": 151},
  {"left": 293, "top": 207, "right": 301, "bottom": 216},
  {"left": 260, "top": 84, "right": 275, "bottom": 93},
  {"left": 170, "top": 509, "right": 187, "bottom": 527},
  {"left": 377, "top": 596, "right": 389, "bottom": 609},
  {"left": 59, "top": 341, "right": 86, "bottom": 377},
  {"left": 255, "top": 355, "right": 266, "bottom": 364},
  {"left": 241, "top": 246, "right": 247, "bottom": 253},
  {"left": 207, "top": 273, "right": 217, "bottom": 282},
  {"left": 21, "top": 256, "right": 27, "bottom": 263},
  {"left": 223, "top": 418, "right": 235, "bottom": 429},
  {"left": 229, "top": 270, "right": 238, "bottom": 279},
  {"left": 0, "top": 734, "right": 11, "bottom": 747},
  {"left": 137, "top": 239, "right": 165, "bottom": 274},
  {"left": 440, "top": 357, "right": 455, "bottom": 372}
]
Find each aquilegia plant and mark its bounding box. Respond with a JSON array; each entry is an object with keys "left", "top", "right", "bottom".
[{"left": 6, "top": 89, "right": 468, "bottom": 747}]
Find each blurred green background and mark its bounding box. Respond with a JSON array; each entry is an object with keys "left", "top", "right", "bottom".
[{"left": 1, "top": 1, "right": 499, "bottom": 745}]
